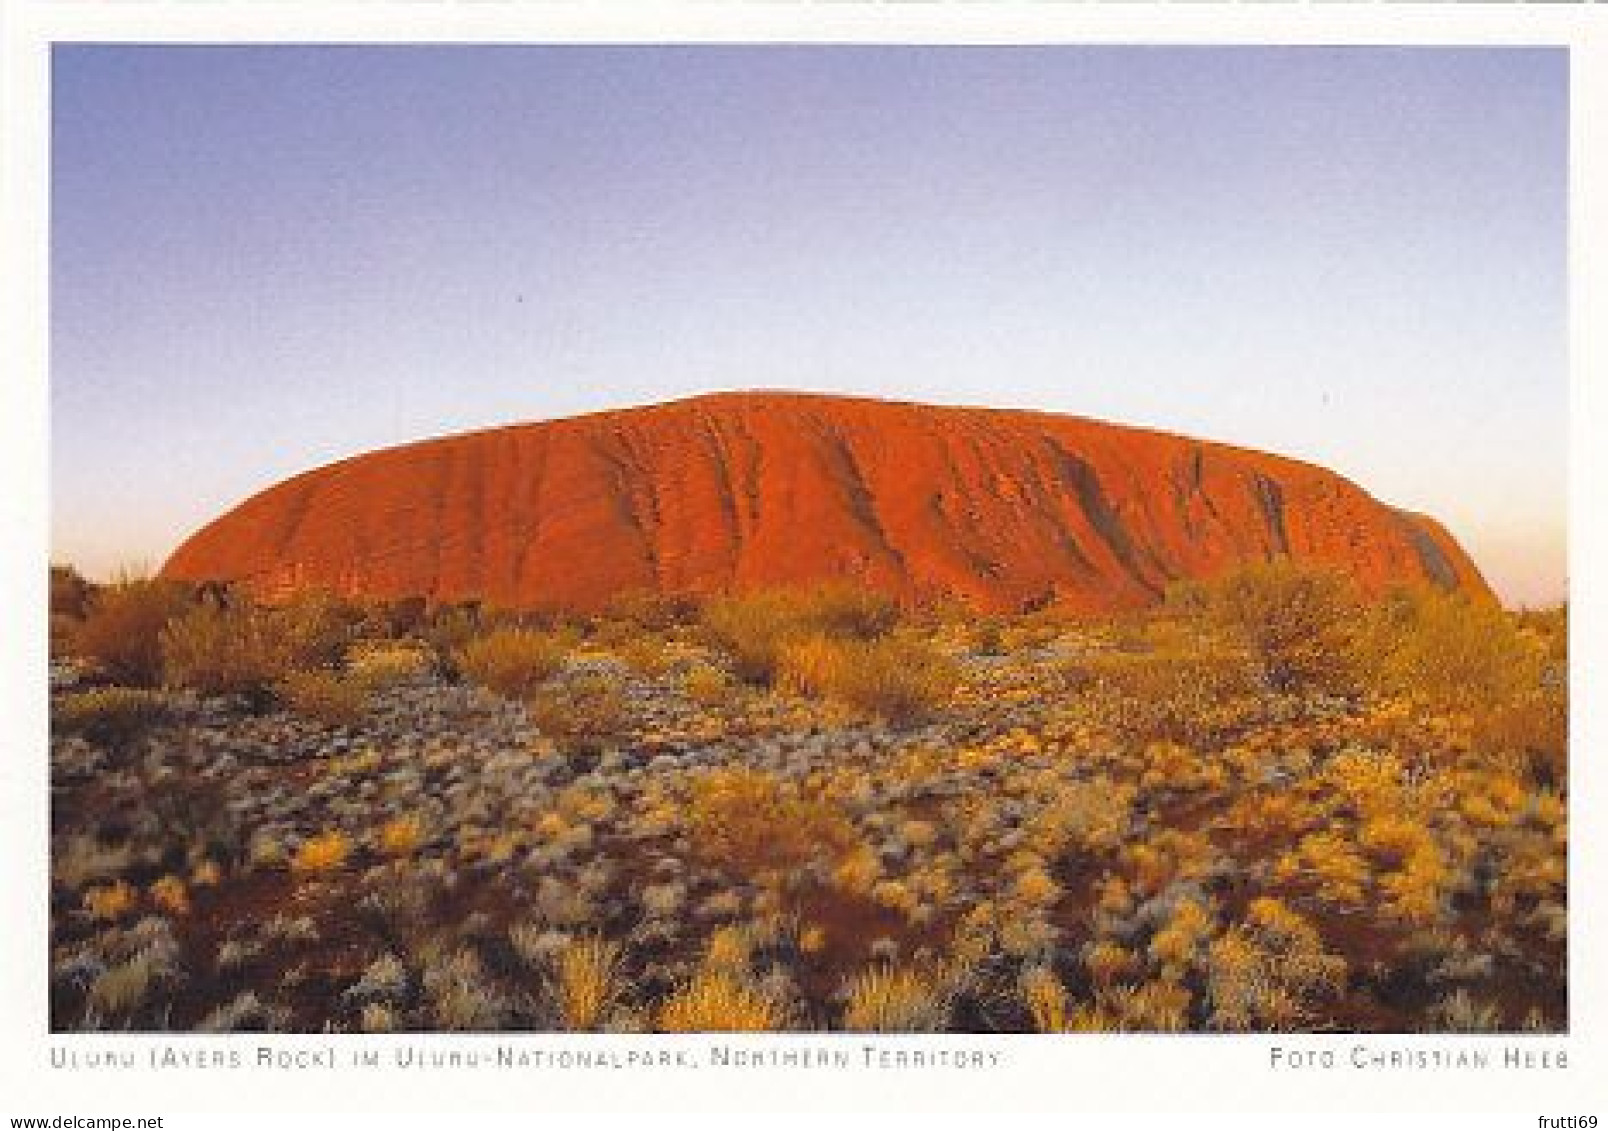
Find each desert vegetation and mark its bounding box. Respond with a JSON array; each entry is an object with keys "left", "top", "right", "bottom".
[{"left": 48, "top": 564, "right": 1566, "bottom": 1032}]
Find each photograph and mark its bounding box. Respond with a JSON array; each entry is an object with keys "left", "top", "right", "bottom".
[{"left": 44, "top": 42, "right": 1570, "bottom": 1039}]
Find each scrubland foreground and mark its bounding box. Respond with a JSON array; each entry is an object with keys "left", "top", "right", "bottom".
[{"left": 47, "top": 563, "right": 1566, "bottom": 1033}]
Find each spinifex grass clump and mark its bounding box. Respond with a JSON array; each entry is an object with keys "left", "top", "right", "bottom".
[
  {"left": 1078, "top": 645, "right": 1259, "bottom": 750},
  {"left": 456, "top": 628, "right": 567, "bottom": 698},
  {"left": 685, "top": 766, "right": 857, "bottom": 879},
  {"left": 54, "top": 687, "right": 169, "bottom": 745},
  {"left": 160, "top": 591, "right": 363, "bottom": 704},
  {"left": 346, "top": 641, "right": 432, "bottom": 689},
  {"left": 841, "top": 964, "right": 952, "bottom": 1032},
  {"left": 550, "top": 937, "right": 620, "bottom": 1031},
  {"left": 526, "top": 674, "right": 630, "bottom": 755},
  {"left": 274, "top": 669, "right": 369, "bottom": 727},
  {"left": 291, "top": 830, "right": 352, "bottom": 876},
  {"left": 159, "top": 604, "right": 293, "bottom": 703},
  {"left": 777, "top": 633, "right": 958, "bottom": 723},
  {"left": 656, "top": 969, "right": 786, "bottom": 1032},
  {"left": 701, "top": 583, "right": 900, "bottom": 685}
]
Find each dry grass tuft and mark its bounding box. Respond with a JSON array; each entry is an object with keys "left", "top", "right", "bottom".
[
  {"left": 778, "top": 633, "right": 958, "bottom": 723},
  {"left": 841, "top": 965, "right": 950, "bottom": 1032},
  {"left": 681, "top": 662, "right": 733, "bottom": 705},
  {"left": 55, "top": 688, "right": 169, "bottom": 745},
  {"left": 1020, "top": 965, "right": 1070, "bottom": 1033},
  {"left": 702, "top": 584, "right": 900, "bottom": 685},
  {"left": 275, "top": 668, "right": 369, "bottom": 726},
  {"left": 686, "top": 767, "right": 856, "bottom": 878},
  {"left": 160, "top": 604, "right": 294, "bottom": 700},
  {"left": 87, "top": 951, "right": 159, "bottom": 1019},
  {"left": 377, "top": 815, "right": 426, "bottom": 858},
  {"left": 656, "top": 969, "right": 785, "bottom": 1032},
  {"left": 457, "top": 628, "right": 567, "bottom": 698},
  {"left": 82, "top": 880, "right": 138, "bottom": 922},
  {"left": 526, "top": 675, "right": 630, "bottom": 754},
  {"left": 291, "top": 830, "right": 352, "bottom": 876},
  {"left": 1080, "top": 646, "right": 1259, "bottom": 749},
  {"left": 347, "top": 642, "right": 431, "bottom": 689},
  {"left": 149, "top": 875, "right": 191, "bottom": 916},
  {"left": 552, "top": 936, "right": 621, "bottom": 1031}
]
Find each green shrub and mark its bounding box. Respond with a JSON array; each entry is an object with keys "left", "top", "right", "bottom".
[
  {"left": 1183, "top": 559, "right": 1362, "bottom": 695},
  {"left": 1516, "top": 604, "right": 1568, "bottom": 680},
  {"left": 1482, "top": 692, "right": 1568, "bottom": 783},
  {"left": 1361, "top": 586, "right": 1565, "bottom": 777},
  {"left": 701, "top": 591, "right": 798, "bottom": 685},
  {"left": 526, "top": 674, "right": 629, "bottom": 755},
  {"left": 50, "top": 614, "right": 81, "bottom": 660},
  {"left": 273, "top": 590, "right": 365, "bottom": 669},
  {"left": 968, "top": 616, "right": 1007, "bottom": 656},
  {"left": 1361, "top": 585, "right": 1541, "bottom": 712},
  {"left": 55, "top": 687, "right": 169, "bottom": 745},
  {"left": 275, "top": 668, "right": 368, "bottom": 727},
  {"left": 421, "top": 604, "right": 482, "bottom": 673},
  {"left": 71, "top": 576, "right": 192, "bottom": 686},
  {"left": 160, "top": 603, "right": 294, "bottom": 701},
  {"left": 457, "top": 628, "right": 567, "bottom": 698}
]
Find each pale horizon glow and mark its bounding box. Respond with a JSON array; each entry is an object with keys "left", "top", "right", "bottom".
[{"left": 51, "top": 46, "right": 1567, "bottom": 607}]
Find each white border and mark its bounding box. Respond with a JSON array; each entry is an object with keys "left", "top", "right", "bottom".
[{"left": 3, "top": 1, "right": 1603, "bottom": 1119}]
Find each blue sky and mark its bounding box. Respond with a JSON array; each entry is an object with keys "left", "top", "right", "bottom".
[{"left": 51, "top": 45, "right": 1567, "bottom": 605}]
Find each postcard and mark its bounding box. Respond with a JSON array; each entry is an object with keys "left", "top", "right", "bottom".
[{"left": 4, "top": 1, "right": 1601, "bottom": 1122}]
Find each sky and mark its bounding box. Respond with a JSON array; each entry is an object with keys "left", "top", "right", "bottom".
[{"left": 51, "top": 46, "right": 1567, "bottom": 607}]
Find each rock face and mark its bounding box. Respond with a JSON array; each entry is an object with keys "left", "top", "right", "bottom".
[{"left": 161, "top": 392, "right": 1492, "bottom": 612}]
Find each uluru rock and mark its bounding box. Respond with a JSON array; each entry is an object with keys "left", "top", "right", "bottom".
[{"left": 160, "top": 392, "right": 1492, "bottom": 612}]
